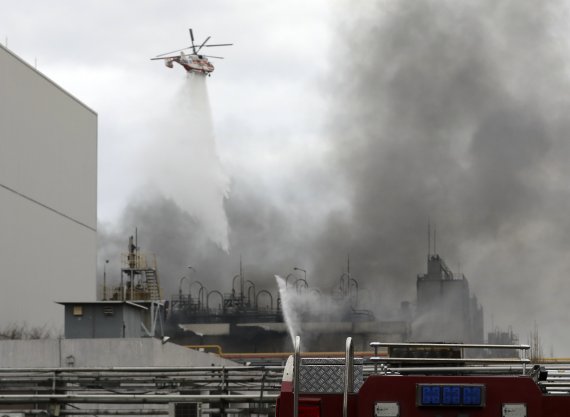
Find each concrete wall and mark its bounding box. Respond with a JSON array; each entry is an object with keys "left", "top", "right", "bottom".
[
  {"left": 0, "top": 44, "right": 97, "bottom": 333},
  {"left": 0, "top": 338, "right": 237, "bottom": 368}
]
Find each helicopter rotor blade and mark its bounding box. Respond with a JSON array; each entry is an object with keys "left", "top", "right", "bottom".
[
  {"left": 203, "top": 55, "right": 224, "bottom": 59},
  {"left": 189, "top": 28, "right": 197, "bottom": 54},
  {"left": 205, "top": 43, "right": 233, "bottom": 47},
  {"left": 196, "top": 36, "right": 211, "bottom": 54},
  {"left": 155, "top": 47, "right": 192, "bottom": 57}
]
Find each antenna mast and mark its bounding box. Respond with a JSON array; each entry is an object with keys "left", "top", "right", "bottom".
[
  {"left": 240, "top": 254, "right": 244, "bottom": 304},
  {"left": 427, "top": 219, "right": 431, "bottom": 259},
  {"left": 433, "top": 223, "right": 437, "bottom": 255}
]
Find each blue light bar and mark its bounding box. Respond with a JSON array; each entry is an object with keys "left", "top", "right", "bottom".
[
  {"left": 417, "top": 384, "right": 485, "bottom": 407},
  {"left": 421, "top": 385, "right": 441, "bottom": 405},
  {"left": 462, "top": 386, "right": 482, "bottom": 406},
  {"left": 443, "top": 386, "right": 461, "bottom": 405}
]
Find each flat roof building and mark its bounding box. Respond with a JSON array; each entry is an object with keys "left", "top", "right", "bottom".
[{"left": 0, "top": 44, "right": 97, "bottom": 334}]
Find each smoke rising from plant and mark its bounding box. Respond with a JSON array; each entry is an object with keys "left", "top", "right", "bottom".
[
  {"left": 322, "top": 0, "right": 570, "bottom": 353},
  {"left": 99, "top": 0, "right": 570, "bottom": 354}
]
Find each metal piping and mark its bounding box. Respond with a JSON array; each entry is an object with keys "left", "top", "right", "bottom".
[
  {"left": 0, "top": 366, "right": 275, "bottom": 372},
  {"left": 255, "top": 289, "right": 273, "bottom": 310},
  {"left": 370, "top": 342, "right": 530, "bottom": 350},
  {"left": 370, "top": 357, "right": 530, "bottom": 364},
  {"left": 367, "top": 365, "right": 527, "bottom": 374},
  {"left": 60, "top": 411, "right": 167, "bottom": 415},
  {"left": 0, "top": 394, "right": 278, "bottom": 404}
]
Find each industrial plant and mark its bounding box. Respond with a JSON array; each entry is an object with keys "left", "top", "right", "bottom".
[
  {"left": 0, "top": 19, "right": 530, "bottom": 417},
  {"left": 92, "top": 233, "right": 487, "bottom": 356}
]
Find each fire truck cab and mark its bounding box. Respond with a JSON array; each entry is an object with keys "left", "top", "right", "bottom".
[{"left": 276, "top": 337, "right": 570, "bottom": 417}]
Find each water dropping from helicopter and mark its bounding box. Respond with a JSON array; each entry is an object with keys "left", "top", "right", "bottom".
[{"left": 143, "top": 29, "right": 231, "bottom": 250}]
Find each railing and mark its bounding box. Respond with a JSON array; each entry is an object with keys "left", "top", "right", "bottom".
[
  {"left": 121, "top": 253, "right": 157, "bottom": 270},
  {"left": 0, "top": 365, "right": 282, "bottom": 416},
  {"left": 369, "top": 341, "right": 531, "bottom": 375},
  {"left": 537, "top": 364, "right": 570, "bottom": 394}
]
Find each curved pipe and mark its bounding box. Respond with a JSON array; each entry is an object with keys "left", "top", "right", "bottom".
[
  {"left": 206, "top": 290, "right": 224, "bottom": 312},
  {"left": 294, "top": 278, "right": 308, "bottom": 294},
  {"left": 232, "top": 274, "right": 240, "bottom": 296},
  {"left": 246, "top": 280, "right": 256, "bottom": 307},
  {"left": 190, "top": 280, "right": 205, "bottom": 292},
  {"left": 310, "top": 288, "right": 321, "bottom": 297},
  {"left": 293, "top": 267, "right": 307, "bottom": 284},
  {"left": 178, "top": 276, "right": 190, "bottom": 300},
  {"left": 285, "top": 273, "right": 298, "bottom": 289},
  {"left": 190, "top": 281, "right": 205, "bottom": 309},
  {"left": 256, "top": 290, "right": 273, "bottom": 310}
]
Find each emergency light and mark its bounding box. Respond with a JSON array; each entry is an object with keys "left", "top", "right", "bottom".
[{"left": 417, "top": 384, "right": 485, "bottom": 407}]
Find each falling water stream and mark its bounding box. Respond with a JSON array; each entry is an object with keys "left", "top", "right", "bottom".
[{"left": 145, "top": 72, "right": 229, "bottom": 250}]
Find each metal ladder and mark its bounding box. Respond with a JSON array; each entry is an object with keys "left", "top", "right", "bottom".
[{"left": 145, "top": 268, "right": 162, "bottom": 300}]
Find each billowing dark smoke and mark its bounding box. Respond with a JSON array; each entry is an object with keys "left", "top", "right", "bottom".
[
  {"left": 320, "top": 0, "right": 570, "bottom": 351},
  {"left": 100, "top": 0, "right": 570, "bottom": 353},
  {"left": 98, "top": 181, "right": 318, "bottom": 300}
]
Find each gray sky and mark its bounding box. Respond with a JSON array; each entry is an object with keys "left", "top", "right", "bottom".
[
  {"left": 4, "top": 0, "right": 570, "bottom": 356},
  {"left": 1, "top": 0, "right": 332, "bottom": 222}
]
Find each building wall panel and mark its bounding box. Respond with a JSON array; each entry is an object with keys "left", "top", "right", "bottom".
[
  {"left": 0, "top": 45, "right": 97, "bottom": 334},
  {"left": 0, "top": 45, "right": 96, "bottom": 227}
]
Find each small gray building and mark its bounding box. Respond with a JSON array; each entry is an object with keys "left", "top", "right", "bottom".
[{"left": 58, "top": 301, "right": 164, "bottom": 339}]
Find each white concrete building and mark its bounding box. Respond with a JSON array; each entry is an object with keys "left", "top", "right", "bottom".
[{"left": 0, "top": 44, "right": 97, "bottom": 334}]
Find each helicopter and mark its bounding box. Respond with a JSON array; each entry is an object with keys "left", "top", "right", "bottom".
[{"left": 151, "top": 29, "right": 232, "bottom": 76}]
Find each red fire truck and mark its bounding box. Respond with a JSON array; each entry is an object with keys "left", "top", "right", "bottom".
[{"left": 276, "top": 337, "right": 570, "bottom": 417}]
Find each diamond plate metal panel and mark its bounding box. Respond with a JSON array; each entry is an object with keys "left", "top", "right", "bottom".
[{"left": 298, "top": 358, "right": 363, "bottom": 393}]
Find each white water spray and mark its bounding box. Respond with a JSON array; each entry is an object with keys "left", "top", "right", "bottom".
[
  {"left": 145, "top": 72, "right": 229, "bottom": 250},
  {"left": 275, "top": 275, "right": 300, "bottom": 348},
  {"left": 276, "top": 274, "right": 357, "bottom": 350}
]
